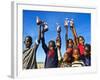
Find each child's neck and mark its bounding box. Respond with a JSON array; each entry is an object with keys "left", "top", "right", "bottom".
[
  {"left": 79, "top": 43, "right": 84, "bottom": 45},
  {"left": 26, "top": 47, "right": 30, "bottom": 49},
  {"left": 64, "top": 61, "right": 70, "bottom": 64},
  {"left": 74, "top": 59, "right": 79, "bottom": 61}
]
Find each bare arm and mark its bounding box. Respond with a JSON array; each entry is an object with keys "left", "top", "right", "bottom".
[
  {"left": 32, "top": 26, "right": 41, "bottom": 52},
  {"left": 56, "top": 32, "right": 62, "bottom": 61},
  {"left": 70, "top": 20, "right": 78, "bottom": 46}
]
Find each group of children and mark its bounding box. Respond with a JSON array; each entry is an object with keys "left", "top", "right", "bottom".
[
  {"left": 59, "top": 36, "right": 91, "bottom": 68},
  {"left": 23, "top": 19, "right": 91, "bottom": 69}
]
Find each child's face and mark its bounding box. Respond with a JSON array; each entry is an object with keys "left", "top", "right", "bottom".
[
  {"left": 25, "top": 37, "right": 32, "bottom": 48},
  {"left": 73, "top": 49, "right": 80, "bottom": 60},
  {"left": 68, "top": 40, "right": 73, "bottom": 47},
  {"left": 48, "top": 42, "right": 55, "bottom": 50},
  {"left": 66, "top": 48, "right": 73, "bottom": 54},
  {"left": 84, "top": 46, "right": 90, "bottom": 56},
  {"left": 79, "top": 37, "right": 84, "bottom": 45}
]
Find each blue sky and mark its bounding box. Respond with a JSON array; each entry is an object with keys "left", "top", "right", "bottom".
[{"left": 23, "top": 10, "right": 91, "bottom": 62}]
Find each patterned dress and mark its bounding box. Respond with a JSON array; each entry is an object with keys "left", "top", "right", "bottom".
[{"left": 23, "top": 42, "right": 39, "bottom": 69}]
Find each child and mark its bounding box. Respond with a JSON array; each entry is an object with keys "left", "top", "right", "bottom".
[
  {"left": 71, "top": 47, "right": 85, "bottom": 67},
  {"left": 23, "top": 26, "right": 41, "bottom": 69},
  {"left": 41, "top": 30, "right": 58, "bottom": 68},
  {"left": 82, "top": 44, "right": 91, "bottom": 66},
  {"left": 78, "top": 36, "right": 85, "bottom": 56},
  {"left": 66, "top": 39, "right": 73, "bottom": 55},
  {"left": 65, "top": 39, "right": 74, "bottom": 62},
  {"left": 60, "top": 52, "right": 71, "bottom": 67}
]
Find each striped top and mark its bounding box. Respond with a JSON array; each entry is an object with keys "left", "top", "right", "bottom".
[
  {"left": 71, "top": 60, "right": 85, "bottom": 67},
  {"left": 23, "top": 41, "right": 39, "bottom": 69}
]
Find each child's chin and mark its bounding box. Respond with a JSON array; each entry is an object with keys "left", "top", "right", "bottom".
[
  {"left": 49, "top": 48, "right": 54, "bottom": 50},
  {"left": 26, "top": 46, "right": 30, "bottom": 48}
]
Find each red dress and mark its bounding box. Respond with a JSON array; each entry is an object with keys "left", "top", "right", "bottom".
[{"left": 78, "top": 43, "right": 85, "bottom": 56}]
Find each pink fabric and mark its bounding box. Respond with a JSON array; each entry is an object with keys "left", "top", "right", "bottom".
[
  {"left": 78, "top": 43, "right": 85, "bottom": 56},
  {"left": 48, "top": 49, "right": 55, "bottom": 58}
]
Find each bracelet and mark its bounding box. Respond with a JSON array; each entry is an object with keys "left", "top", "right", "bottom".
[{"left": 35, "top": 40, "right": 39, "bottom": 45}]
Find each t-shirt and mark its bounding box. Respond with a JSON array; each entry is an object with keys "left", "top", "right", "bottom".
[
  {"left": 78, "top": 43, "right": 85, "bottom": 56},
  {"left": 71, "top": 60, "right": 85, "bottom": 67}
]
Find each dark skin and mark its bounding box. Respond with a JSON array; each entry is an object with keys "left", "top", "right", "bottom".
[
  {"left": 41, "top": 29, "right": 59, "bottom": 68},
  {"left": 48, "top": 41, "right": 56, "bottom": 50},
  {"left": 63, "top": 53, "right": 71, "bottom": 64},
  {"left": 70, "top": 20, "right": 78, "bottom": 46},
  {"left": 63, "top": 53, "right": 68, "bottom": 62},
  {"left": 24, "top": 26, "right": 41, "bottom": 49},
  {"left": 41, "top": 28, "right": 56, "bottom": 51},
  {"left": 78, "top": 36, "right": 85, "bottom": 45},
  {"left": 84, "top": 44, "right": 91, "bottom": 56},
  {"left": 24, "top": 37, "right": 32, "bottom": 48},
  {"left": 72, "top": 48, "right": 80, "bottom": 61},
  {"left": 67, "top": 39, "right": 73, "bottom": 48}
]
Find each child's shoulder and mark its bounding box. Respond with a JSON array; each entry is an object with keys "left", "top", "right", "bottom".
[
  {"left": 79, "top": 60, "right": 85, "bottom": 64},
  {"left": 23, "top": 48, "right": 33, "bottom": 53},
  {"left": 72, "top": 60, "right": 85, "bottom": 66}
]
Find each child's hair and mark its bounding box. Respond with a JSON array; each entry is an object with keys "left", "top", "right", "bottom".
[
  {"left": 48, "top": 40, "right": 56, "bottom": 48},
  {"left": 24, "top": 36, "right": 32, "bottom": 43},
  {"left": 85, "top": 44, "right": 91, "bottom": 52},
  {"left": 67, "top": 38, "right": 74, "bottom": 48},
  {"left": 67, "top": 39, "right": 73, "bottom": 43},
  {"left": 78, "top": 36, "right": 85, "bottom": 42}
]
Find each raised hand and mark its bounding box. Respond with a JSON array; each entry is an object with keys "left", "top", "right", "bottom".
[
  {"left": 64, "top": 18, "right": 69, "bottom": 49},
  {"left": 36, "top": 16, "right": 42, "bottom": 25},
  {"left": 56, "top": 23, "right": 61, "bottom": 48},
  {"left": 70, "top": 19, "right": 78, "bottom": 46},
  {"left": 70, "top": 19, "right": 74, "bottom": 28}
]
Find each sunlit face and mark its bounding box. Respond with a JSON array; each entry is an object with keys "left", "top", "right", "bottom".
[
  {"left": 66, "top": 48, "right": 73, "bottom": 54},
  {"left": 73, "top": 49, "right": 80, "bottom": 61},
  {"left": 48, "top": 41, "right": 55, "bottom": 50},
  {"left": 25, "top": 37, "right": 32, "bottom": 48},
  {"left": 79, "top": 37, "right": 84, "bottom": 45},
  {"left": 68, "top": 40, "right": 73, "bottom": 47}
]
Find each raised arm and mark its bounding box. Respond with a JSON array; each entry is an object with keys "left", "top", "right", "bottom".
[
  {"left": 41, "top": 30, "right": 48, "bottom": 54},
  {"left": 36, "top": 16, "right": 49, "bottom": 54},
  {"left": 64, "top": 18, "right": 68, "bottom": 49},
  {"left": 70, "top": 19, "right": 78, "bottom": 47},
  {"left": 56, "top": 24, "right": 62, "bottom": 61},
  {"left": 32, "top": 26, "right": 41, "bottom": 52}
]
